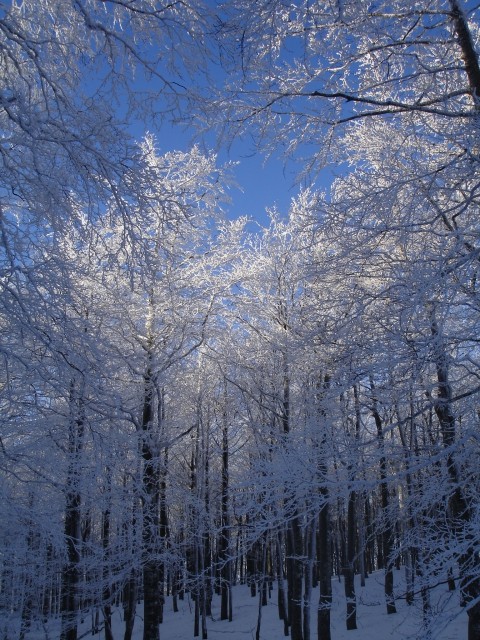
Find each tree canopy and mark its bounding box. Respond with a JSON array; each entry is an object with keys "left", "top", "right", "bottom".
[{"left": 1, "top": 2, "right": 480, "bottom": 640}]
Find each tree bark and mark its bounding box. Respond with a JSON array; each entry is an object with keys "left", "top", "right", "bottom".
[
  {"left": 450, "top": 0, "right": 480, "bottom": 106},
  {"left": 281, "top": 348, "right": 303, "bottom": 640},
  {"left": 370, "top": 376, "right": 396, "bottom": 615},
  {"left": 317, "top": 499, "right": 331, "bottom": 640},
  {"left": 344, "top": 488, "right": 357, "bottom": 630},
  {"left": 287, "top": 516, "right": 304, "bottom": 640},
  {"left": 276, "top": 532, "right": 290, "bottom": 636},
  {"left": 317, "top": 374, "right": 332, "bottom": 640},
  {"left": 141, "top": 358, "right": 162, "bottom": 640},
  {"left": 430, "top": 313, "right": 480, "bottom": 640},
  {"left": 303, "top": 519, "right": 315, "bottom": 640},
  {"left": 60, "top": 379, "right": 85, "bottom": 640},
  {"left": 220, "top": 394, "right": 231, "bottom": 621},
  {"left": 102, "top": 489, "right": 113, "bottom": 640}
]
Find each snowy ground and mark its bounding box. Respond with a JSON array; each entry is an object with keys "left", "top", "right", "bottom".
[{"left": 4, "top": 570, "right": 468, "bottom": 639}]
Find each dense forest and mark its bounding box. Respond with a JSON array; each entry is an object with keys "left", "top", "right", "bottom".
[{"left": 1, "top": 1, "right": 480, "bottom": 640}]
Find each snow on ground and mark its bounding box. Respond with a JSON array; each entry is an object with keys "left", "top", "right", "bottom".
[{"left": 6, "top": 570, "right": 468, "bottom": 639}]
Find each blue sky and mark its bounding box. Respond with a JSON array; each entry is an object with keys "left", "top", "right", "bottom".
[
  {"left": 153, "top": 120, "right": 337, "bottom": 228},
  {"left": 152, "top": 121, "right": 300, "bottom": 225}
]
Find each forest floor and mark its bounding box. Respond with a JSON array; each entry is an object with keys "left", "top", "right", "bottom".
[{"left": 6, "top": 569, "right": 467, "bottom": 639}]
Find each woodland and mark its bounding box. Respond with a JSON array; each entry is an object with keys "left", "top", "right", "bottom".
[{"left": 1, "top": 1, "right": 480, "bottom": 640}]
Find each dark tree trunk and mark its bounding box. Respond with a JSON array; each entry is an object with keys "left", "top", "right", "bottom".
[
  {"left": 123, "top": 477, "right": 138, "bottom": 640},
  {"left": 396, "top": 396, "right": 417, "bottom": 607},
  {"left": 364, "top": 496, "right": 374, "bottom": 575},
  {"left": 60, "top": 379, "right": 85, "bottom": 640},
  {"left": 317, "top": 499, "right": 331, "bottom": 640},
  {"left": 430, "top": 314, "right": 480, "bottom": 639},
  {"left": 203, "top": 448, "right": 212, "bottom": 619},
  {"left": 20, "top": 497, "right": 37, "bottom": 640},
  {"left": 255, "top": 538, "right": 268, "bottom": 640},
  {"left": 317, "top": 374, "right": 332, "bottom": 640},
  {"left": 344, "top": 488, "right": 357, "bottom": 630},
  {"left": 141, "top": 360, "right": 162, "bottom": 640},
  {"left": 220, "top": 408, "right": 231, "bottom": 620},
  {"left": 123, "top": 569, "right": 137, "bottom": 640},
  {"left": 343, "top": 386, "right": 358, "bottom": 630},
  {"left": 370, "top": 376, "right": 396, "bottom": 615},
  {"left": 287, "top": 516, "right": 304, "bottom": 640},
  {"left": 279, "top": 345, "right": 303, "bottom": 640},
  {"left": 102, "top": 497, "right": 113, "bottom": 640},
  {"left": 247, "top": 540, "right": 258, "bottom": 597},
  {"left": 450, "top": 0, "right": 480, "bottom": 106},
  {"left": 303, "top": 520, "right": 315, "bottom": 640},
  {"left": 353, "top": 385, "right": 366, "bottom": 588},
  {"left": 276, "top": 532, "right": 290, "bottom": 636},
  {"left": 158, "top": 445, "right": 169, "bottom": 625}
]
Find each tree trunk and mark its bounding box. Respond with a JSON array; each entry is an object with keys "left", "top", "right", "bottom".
[
  {"left": 344, "top": 487, "right": 357, "bottom": 630},
  {"left": 20, "top": 496, "right": 37, "bottom": 640},
  {"left": 276, "top": 532, "right": 290, "bottom": 636},
  {"left": 60, "top": 379, "right": 85, "bottom": 640},
  {"left": 141, "top": 359, "right": 162, "bottom": 640},
  {"left": 287, "top": 516, "right": 304, "bottom": 640},
  {"left": 370, "top": 376, "right": 396, "bottom": 615},
  {"left": 317, "top": 374, "right": 332, "bottom": 640},
  {"left": 220, "top": 398, "right": 231, "bottom": 621},
  {"left": 123, "top": 477, "right": 138, "bottom": 640},
  {"left": 430, "top": 313, "right": 480, "bottom": 639},
  {"left": 102, "top": 495, "right": 114, "bottom": 640},
  {"left": 450, "top": 0, "right": 480, "bottom": 107},
  {"left": 317, "top": 498, "right": 331, "bottom": 640},
  {"left": 158, "top": 445, "right": 169, "bottom": 625},
  {"left": 353, "top": 385, "right": 367, "bottom": 587},
  {"left": 343, "top": 386, "right": 359, "bottom": 630},
  {"left": 255, "top": 539, "right": 268, "bottom": 640},
  {"left": 303, "top": 520, "right": 315, "bottom": 640},
  {"left": 123, "top": 568, "right": 137, "bottom": 640},
  {"left": 280, "top": 345, "right": 304, "bottom": 640}
]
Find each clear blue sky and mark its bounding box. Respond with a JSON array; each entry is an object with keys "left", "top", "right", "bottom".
[
  {"left": 154, "top": 119, "right": 338, "bottom": 228},
  {"left": 153, "top": 121, "right": 301, "bottom": 225}
]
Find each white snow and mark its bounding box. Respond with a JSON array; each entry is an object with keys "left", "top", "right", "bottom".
[{"left": 11, "top": 569, "right": 468, "bottom": 640}]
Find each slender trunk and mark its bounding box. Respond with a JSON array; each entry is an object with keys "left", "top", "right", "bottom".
[
  {"left": 123, "top": 475, "right": 138, "bottom": 640},
  {"left": 102, "top": 489, "right": 113, "bottom": 640},
  {"left": 303, "top": 519, "right": 315, "bottom": 640},
  {"left": 364, "top": 496, "right": 374, "bottom": 575},
  {"left": 353, "top": 385, "right": 367, "bottom": 587},
  {"left": 281, "top": 350, "right": 303, "bottom": 640},
  {"left": 278, "top": 342, "right": 304, "bottom": 640},
  {"left": 158, "top": 446, "right": 169, "bottom": 625},
  {"left": 317, "top": 498, "right": 331, "bottom": 640},
  {"left": 201, "top": 567, "right": 208, "bottom": 640},
  {"left": 123, "top": 568, "right": 137, "bottom": 640},
  {"left": 203, "top": 440, "right": 212, "bottom": 620},
  {"left": 317, "top": 374, "right": 332, "bottom": 640},
  {"left": 141, "top": 358, "right": 161, "bottom": 640},
  {"left": 430, "top": 313, "right": 480, "bottom": 640},
  {"left": 395, "top": 396, "right": 416, "bottom": 606},
  {"left": 255, "top": 537, "right": 268, "bottom": 640},
  {"left": 344, "top": 487, "right": 357, "bottom": 630},
  {"left": 247, "top": 538, "right": 258, "bottom": 597},
  {"left": 287, "top": 516, "right": 304, "bottom": 640},
  {"left": 450, "top": 0, "right": 480, "bottom": 107},
  {"left": 60, "top": 379, "right": 85, "bottom": 640},
  {"left": 192, "top": 413, "right": 209, "bottom": 640},
  {"left": 20, "top": 496, "right": 37, "bottom": 640},
  {"left": 220, "top": 396, "right": 231, "bottom": 620},
  {"left": 343, "top": 387, "right": 358, "bottom": 630},
  {"left": 276, "top": 532, "right": 290, "bottom": 636},
  {"left": 370, "top": 376, "right": 396, "bottom": 615}
]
